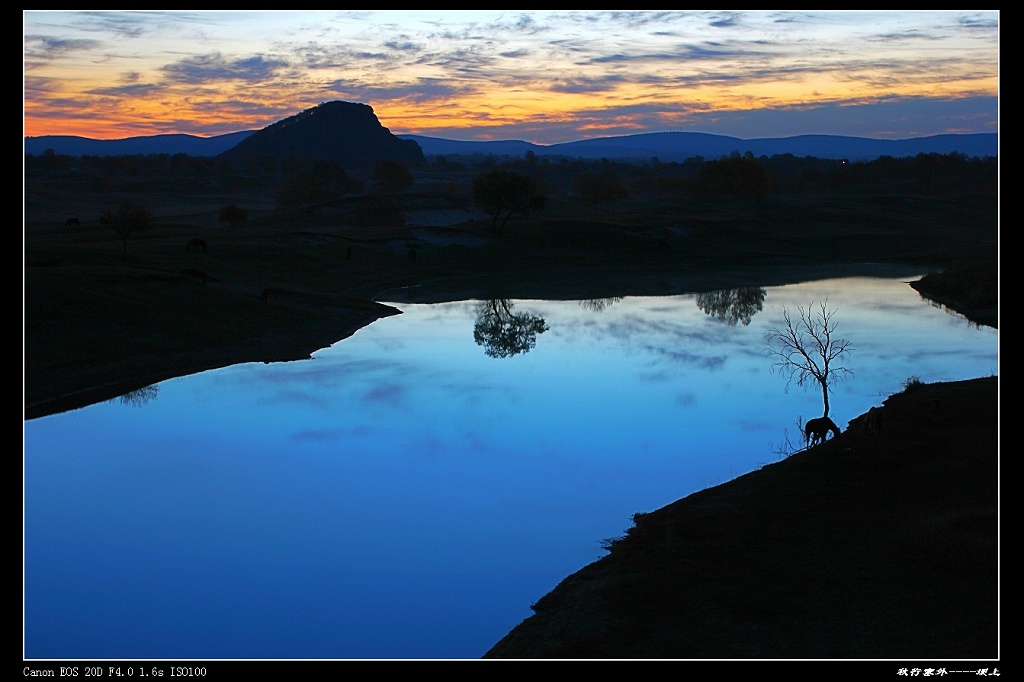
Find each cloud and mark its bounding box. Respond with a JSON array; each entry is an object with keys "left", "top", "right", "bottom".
[
  {"left": 675, "top": 392, "right": 697, "bottom": 407},
  {"left": 484, "top": 12, "right": 546, "bottom": 35},
  {"left": 545, "top": 75, "right": 630, "bottom": 95},
  {"left": 602, "top": 11, "right": 693, "bottom": 28},
  {"left": 24, "top": 35, "right": 102, "bottom": 57},
  {"left": 383, "top": 39, "right": 422, "bottom": 53},
  {"left": 76, "top": 10, "right": 152, "bottom": 39},
  {"left": 23, "top": 76, "right": 60, "bottom": 96},
  {"left": 23, "top": 10, "right": 999, "bottom": 142},
  {"left": 363, "top": 383, "right": 407, "bottom": 407},
  {"left": 708, "top": 13, "right": 742, "bottom": 28},
  {"left": 395, "top": 94, "right": 997, "bottom": 143},
  {"left": 257, "top": 389, "right": 329, "bottom": 409},
  {"left": 160, "top": 52, "right": 289, "bottom": 84},
  {"left": 957, "top": 14, "right": 999, "bottom": 29},
  {"left": 85, "top": 82, "right": 164, "bottom": 98},
  {"left": 323, "top": 77, "right": 475, "bottom": 104}
]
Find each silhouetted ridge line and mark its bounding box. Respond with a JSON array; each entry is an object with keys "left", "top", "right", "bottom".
[
  {"left": 26, "top": 110, "right": 996, "bottom": 163},
  {"left": 217, "top": 100, "right": 426, "bottom": 171}
]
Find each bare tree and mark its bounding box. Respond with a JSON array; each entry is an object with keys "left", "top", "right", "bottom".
[
  {"left": 102, "top": 202, "right": 153, "bottom": 257},
  {"left": 763, "top": 299, "right": 853, "bottom": 417}
]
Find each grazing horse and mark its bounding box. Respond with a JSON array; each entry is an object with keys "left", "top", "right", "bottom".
[
  {"left": 805, "top": 416, "right": 841, "bottom": 447},
  {"left": 64, "top": 217, "right": 80, "bottom": 228},
  {"left": 186, "top": 238, "right": 208, "bottom": 252}
]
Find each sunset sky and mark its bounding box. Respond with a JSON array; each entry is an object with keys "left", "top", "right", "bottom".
[{"left": 23, "top": 10, "right": 999, "bottom": 144}]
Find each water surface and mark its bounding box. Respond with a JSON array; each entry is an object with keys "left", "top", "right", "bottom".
[{"left": 23, "top": 272, "right": 998, "bottom": 659}]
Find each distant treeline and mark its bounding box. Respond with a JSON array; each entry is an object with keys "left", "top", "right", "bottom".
[
  {"left": 25, "top": 147, "right": 996, "bottom": 201},
  {"left": 455, "top": 149, "right": 998, "bottom": 199}
]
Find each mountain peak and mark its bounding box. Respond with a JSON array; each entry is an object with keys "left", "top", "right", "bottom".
[{"left": 220, "top": 101, "right": 425, "bottom": 170}]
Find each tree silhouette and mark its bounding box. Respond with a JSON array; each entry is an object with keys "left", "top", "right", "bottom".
[
  {"left": 695, "top": 151, "right": 769, "bottom": 198},
  {"left": 112, "top": 384, "right": 159, "bottom": 408},
  {"left": 473, "top": 170, "right": 546, "bottom": 231},
  {"left": 763, "top": 300, "right": 853, "bottom": 418},
  {"left": 101, "top": 202, "right": 153, "bottom": 257},
  {"left": 696, "top": 287, "right": 766, "bottom": 326},
  {"left": 473, "top": 299, "right": 549, "bottom": 358},
  {"left": 578, "top": 297, "right": 624, "bottom": 313}
]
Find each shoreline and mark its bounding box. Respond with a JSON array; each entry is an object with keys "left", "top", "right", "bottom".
[
  {"left": 485, "top": 375, "right": 999, "bottom": 658},
  {"left": 24, "top": 258, "right": 994, "bottom": 421}
]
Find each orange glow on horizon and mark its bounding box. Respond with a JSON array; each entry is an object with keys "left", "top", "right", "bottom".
[{"left": 26, "top": 70, "right": 999, "bottom": 142}]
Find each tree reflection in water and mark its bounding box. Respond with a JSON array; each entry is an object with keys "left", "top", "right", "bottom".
[
  {"left": 695, "top": 287, "right": 766, "bottom": 326},
  {"left": 110, "top": 384, "right": 160, "bottom": 408},
  {"left": 578, "top": 297, "right": 624, "bottom": 313},
  {"left": 473, "top": 299, "right": 549, "bottom": 358}
]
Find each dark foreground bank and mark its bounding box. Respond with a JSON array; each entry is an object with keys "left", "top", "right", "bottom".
[{"left": 484, "top": 375, "right": 998, "bottom": 659}]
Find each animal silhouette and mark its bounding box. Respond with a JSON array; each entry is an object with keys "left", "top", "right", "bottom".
[
  {"left": 186, "top": 238, "right": 208, "bottom": 252},
  {"left": 804, "top": 416, "right": 841, "bottom": 447}
]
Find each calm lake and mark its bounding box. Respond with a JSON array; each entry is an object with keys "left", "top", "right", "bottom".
[{"left": 23, "top": 267, "right": 998, "bottom": 659}]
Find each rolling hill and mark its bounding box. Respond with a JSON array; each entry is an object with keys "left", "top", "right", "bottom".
[{"left": 26, "top": 113, "right": 997, "bottom": 164}]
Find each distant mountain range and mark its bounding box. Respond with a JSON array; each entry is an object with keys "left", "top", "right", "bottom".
[
  {"left": 399, "top": 132, "right": 998, "bottom": 163},
  {"left": 24, "top": 130, "right": 256, "bottom": 158},
  {"left": 26, "top": 128, "right": 997, "bottom": 163}
]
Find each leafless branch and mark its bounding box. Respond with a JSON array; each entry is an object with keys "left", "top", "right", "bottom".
[{"left": 763, "top": 299, "right": 853, "bottom": 416}]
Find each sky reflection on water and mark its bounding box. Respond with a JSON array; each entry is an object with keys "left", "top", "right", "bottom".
[{"left": 23, "top": 273, "right": 997, "bottom": 659}]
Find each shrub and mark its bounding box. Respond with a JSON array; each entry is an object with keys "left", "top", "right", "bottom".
[{"left": 902, "top": 375, "right": 925, "bottom": 392}]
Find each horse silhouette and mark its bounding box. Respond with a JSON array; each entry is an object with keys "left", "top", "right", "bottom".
[
  {"left": 804, "top": 416, "right": 841, "bottom": 447},
  {"left": 186, "top": 238, "right": 208, "bottom": 252}
]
